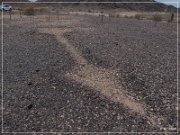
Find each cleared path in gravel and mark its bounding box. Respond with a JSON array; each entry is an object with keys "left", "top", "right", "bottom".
[
  {"left": 38, "top": 28, "right": 145, "bottom": 115},
  {"left": 38, "top": 28, "right": 167, "bottom": 128}
]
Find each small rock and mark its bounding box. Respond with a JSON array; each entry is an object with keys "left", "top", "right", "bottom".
[
  {"left": 85, "top": 48, "right": 91, "bottom": 54},
  {"left": 36, "top": 69, "right": 40, "bottom": 72},
  {"left": 51, "top": 86, "right": 56, "bottom": 89},
  {"left": 28, "top": 82, "right": 32, "bottom": 86},
  {"left": 111, "top": 111, "right": 117, "bottom": 116},
  {"left": 27, "top": 104, "right": 33, "bottom": 110}
]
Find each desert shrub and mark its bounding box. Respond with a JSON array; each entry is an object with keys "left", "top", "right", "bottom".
[
  {"left": 152, "top": 14, "right": 162, "bottom": 22},
  {"left": 23, "top": 7, "right": 35, "bottom": 16},
  {"left": 36, "top": 8, "right": 46, "bottom": 13},
  {"left": 36, "top": 8, "right": 49, "bottom": 15},
  {"left": 78, "top": 9, "right": 82, "bottom": 11},
  {"left": 116, "top": 14, "right": 120, "bottom": 18},
  {"left": 109, "top": 13, "right": 116, "bottom": 18},
  {"left": 124, "top": 15, "right": 128, "bottom": 18},
  {"left": 88, "top": 9, "right": 92, "bottom": 12},
  {"left": 129, "top": 16, "right": 134, "bottom": 19},
  {"left": 134, "top": 14, "right": 143, "bottom": 20}
]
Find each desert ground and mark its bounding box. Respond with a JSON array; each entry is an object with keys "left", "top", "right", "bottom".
[{"left": 0, "top": 8, "right": 179, "bottom": 133}]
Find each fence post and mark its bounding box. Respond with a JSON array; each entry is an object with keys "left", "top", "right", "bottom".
[
  {"left": 48, "top": 8, "right": 51, "bottom": 22},
  {"left": 19, "top": 9, "right": 22, "bottom": 18},
  {"left": 9, "top": 11, "right": 11, "bottom": 20},
  {"left": 108, "top": 15, "right": 111, "bottom": 39},
  {"left": 101, "top": 11, "right": 104, "bottom": 23},
  {"left": 56, "top": 9, "right": 60, "bottom": 20}
]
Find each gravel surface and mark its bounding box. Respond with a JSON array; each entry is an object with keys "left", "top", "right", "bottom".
[
  {"left": 64, "top": 15, "right": 178, "bottom": 132},
  {"left": 0, "top": 13, "right": 179, "bottom": 134}
]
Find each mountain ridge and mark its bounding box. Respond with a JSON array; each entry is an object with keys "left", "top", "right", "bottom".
[
  {"left": 37, "top": 0, "right": 177, "bottom": 12},
  {"left": 1, "top": 0, "right": 177, "bottom": 12}
]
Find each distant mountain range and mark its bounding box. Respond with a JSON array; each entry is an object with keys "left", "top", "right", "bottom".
[
  {"left": 38, "top": 0, "right": 178, "bottom": 12},
  {"left": 1, "top": 0, "right": 178, "bottom": 12}
]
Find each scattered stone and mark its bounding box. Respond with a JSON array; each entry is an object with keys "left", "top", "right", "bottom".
[
  {"left": 36, "top": 69, "right": 40, "bottom": 72},
  {"left": 28, "top": 82, "right": 32, "bottom": 86},
  {"left": 85, "top": 48, "right": 91, "bottom": 54},
  {"left": 51, "top": 86, "right": 56, "bottom": 89},
  {"left": 27, "top": 104, "right": 33, "bottom": 110}
]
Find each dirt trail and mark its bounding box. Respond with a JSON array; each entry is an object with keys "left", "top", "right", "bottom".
[
  {"left": 38, "top": 27, "right": 168, "bottom": 128},
  {"left": 67, "top": 65, "right": 146, "bottom": 115},
  {"left": 39, "top": 28, "right": 145, "bottom": 115}
]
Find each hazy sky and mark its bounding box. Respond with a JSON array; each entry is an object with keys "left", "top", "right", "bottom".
[{"left": 155, "top": 0, "right": 179, "bottom": 7}]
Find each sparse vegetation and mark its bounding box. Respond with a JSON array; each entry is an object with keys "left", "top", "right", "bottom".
[
  {"left": 23, "top": 7, "right": 36, "bottom": 16},
  {"left": 36, "top": 8, "right": 47, "bottom": 13},
  {"left": 116, "top": 14, "right": 120, "bottom": 18},
  {"left": 109, "top": 13, "right": 119, "bottom": 18},
  {"left": 23, "top": 7, "right": 47, "bottom": 16},
  {"left": 134, "top": 13, "right": 164, "bottom": 22},
  {"left": 152, "top": 14, "right": 162, "bottom": 22},
  {"left": 124, "top": 15, "right": 128, "bottom": 18},
  {"left": 88, "top": 9, "right": 92, "bottom": 13},
  {"left": 134, "top": 14, "right": 143, "bottom": 20}
]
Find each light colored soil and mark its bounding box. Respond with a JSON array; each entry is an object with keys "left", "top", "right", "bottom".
[
  {"left": 67, "top": 64, "right": 146, "bottom": 116},
  {"left": 39, "top": 28, "right": 146, "bottom": 116},
  {"left": 38, "top": 27, "right": 169, "bottom": 129}
]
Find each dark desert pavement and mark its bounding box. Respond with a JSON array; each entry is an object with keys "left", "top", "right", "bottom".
[{"left": 1, "top": 12, "right": 178, "bottom": 133}]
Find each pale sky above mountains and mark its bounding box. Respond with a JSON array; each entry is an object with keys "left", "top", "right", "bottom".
[{"left": 156, "top": 0, "right": 179, "bottom": 7}]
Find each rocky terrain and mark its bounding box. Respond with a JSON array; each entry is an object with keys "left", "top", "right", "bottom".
[{"left": 0, "top": 8, "right": 179, "bottom": 134}]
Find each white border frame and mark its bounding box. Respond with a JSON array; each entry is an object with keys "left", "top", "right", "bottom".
[{"left": 1, "top": 1, "right": 179, "bottom": 134}]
